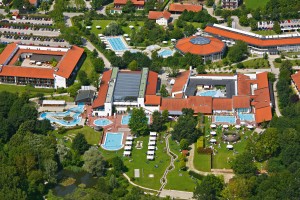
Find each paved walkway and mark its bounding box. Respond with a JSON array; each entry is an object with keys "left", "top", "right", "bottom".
[
  {"left": 122, "top": 173, "right": 159, "bottom": 192},
  {"left": 268, "top": 56, "right": 281, "bottom": 117},
  {"left": 186, "top": 144, "right": 234, "bottom": 183},
  {"left": 159, "top": 189, "right": 194, "bottom": 199}
]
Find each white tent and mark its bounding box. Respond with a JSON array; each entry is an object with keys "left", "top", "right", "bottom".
[
  {"left": 148, "top": 145, "right": 155, "bottom": 150},
  {"left": 86, "top": 26, "right": 91, "bottom": 29},
  {"left": 148, "top": 141, "right": 156, "bottom": 146},
  {"left": 147, "top": 150, "right": 155, "bottom": 155},
  {"left": 150, "top": 132, "right": 157, "bottom": 136},
  {"left": 125, "top": 141, "right": 133, "bottom": 145},
  {"left": 129, "top": 25, "right": 134, "bottom": 29},
  {"left": 210, "top": 124, "right": 216, "bottom": 128},
  {"left": 96, "top": 26, "right": 101, "bottom": 29},
  {"left": 147, "top": 155, "right": 154, "bottom": 160},
  {"left": 126, "top": 136, "right": 133, "bottom": 140},
  {"left": 170, "top": 39, "right": 176, "bottom": 42},
  {"left": 149, "top": 136, "right": 156, "bottom": 141},
  {"left": 123, "top": 151, "right": 131, "bottom": 156},
  {"left": 247, "top": 125, "right": 254, "bottom": 129},
  {"left": 124, "top": 146, "right": 132, "bottom": 150},
  {"left": 125, "top": 38, "right": 131, "bottom": 41},
  {"left": 235, "top": 125, "right": 241, "bottom": 129},
  {"left": 223, "top": 124, "right": 229, "bottom": 128},
  {"left": 226, "top": 145, "right": 233, "bottom": 149},
  {"left": 123, "top": 34, "right": 129, "bottom": 37},
  {"left": 162, "top": 41, "right": 168, "bottom": 44},
  {"left": 210, "top": 131, "right": 217, "bottom": 136},
  {"left": 210, "top": 138, "right": 217, "bottom": 143}
]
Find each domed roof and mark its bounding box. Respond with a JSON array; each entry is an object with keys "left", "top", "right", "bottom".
[{"left": 190, "top": 37, "right": 211, "bottom": 45}]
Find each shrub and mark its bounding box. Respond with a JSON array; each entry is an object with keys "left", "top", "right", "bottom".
[
  {"left": 188, "top": 171, "right": 204, "bottom": 180},
  {"left": 275, "top": 58, "right": 282, "bottom": 63},
  {"left": 179, "top": 160, "right": 187, "bottom": 170},
  {"left": 197, "top": 136, "right": 204, "bottom": 149}
]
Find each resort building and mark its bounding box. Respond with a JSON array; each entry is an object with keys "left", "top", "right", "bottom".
[
  {"left": 0, "top": 43, "right": 84, "bottom": 88},
  {"left": 148, "top": 10, "right": 171, "bottom": 26},
  {"left": 111, "top": 0, "right": 144, "bottom": 14},
  {"left": 161, "top": 70, "right": 273, "bottom": 124},
  {"left": 221, "top": 0, "right": 241, "bottom": 9},
  {"left": 204, "top": 24, "right": 300, "bottom": 55},
  {"left": 258, "top": 19, "right": 300, "bottom": 32},
  {"left": 92, "top": 68, "right": 159, "bottom": 116},
  {"left": 175, "top": 36, "right": 226, "bottom": 62},
  {"left": 169, "top": 3, "right": 202, "bottom": 14}
]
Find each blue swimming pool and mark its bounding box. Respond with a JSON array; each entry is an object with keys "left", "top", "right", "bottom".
[
  {"left": 40, "top": 103, "right": 84, "bottom": 127},
  {"left": 94, "top": 118, "right": 113, "bottom": 127},
  {"left": 158, "top": 49, "right": 173, "bottom": 58},
  {"left": 215, "top": 116, "right": 236, "bottom": 124},
  {"left": 107, "top": 37, "right": 127, "bottom": 51},
  {"left": 101, "top": 132, "right": 124, "bottom": 151},
  {"left": 121, "top": 115, "right": 150, "bottom": 125},
  {"left": 198, "top": 90, "right": 218, "bottom": 97},
  {"left": 238, "top": 113, "right": 255, "bottom": 121}
]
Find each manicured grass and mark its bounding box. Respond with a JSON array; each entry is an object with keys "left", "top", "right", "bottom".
[
  {"left": 193, "top": 150, "right": 211, "bottom": 172},
  {"left": 165, "top": 138, "right": 197, "bottom": 192},
  {"left": 45, "top": 95, "right": 74, "bottom": 102},
  {"left": 244, "top": 0, "right": 270, "bottom": 9},
  {"left": 0, "top": 84, "right": 54, "bottom": 97},
  {"left": 76, "top": 49, "right": 95, "bottom": 82},
  {"left": 233, "top": 58, "right": 270, "bottom": 69},
  {"left": 91, "top": 20, "right": 144, "bottom": 36},
  {"left": 54, "top": 126, "right": 102, "bottom": 146},
  {"left": 273, "top": 59, "right": 300, "bottom": 68},
  {"left": 253, "top": 30, "right": 276, "bottom": 36}
]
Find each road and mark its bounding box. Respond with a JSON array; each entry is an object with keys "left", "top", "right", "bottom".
[
  {"left": 63, "top": 12, "right": 84, "bottom": 27},
  {"left": 82, "top": 37, "right": 111, "bottom": 68}
]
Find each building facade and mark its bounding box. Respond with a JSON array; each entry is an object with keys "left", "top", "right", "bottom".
[{"left": 221, "top": 0, "right": 240, "bottom": 9}]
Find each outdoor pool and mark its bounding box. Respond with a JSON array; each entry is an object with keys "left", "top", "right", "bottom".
[
  {"left": 121, "top": 115, "right": 150, "bottom": 125},
  {"left": 106, "top": 37, "right": 127, "bottom": 51},
  {"left": 101, "top": 132, "right": 124, "bottom": 151},
  {"left": 40, "top": 103, "right": 84, "bottom": 127},
  {"left": 158, "top": 49, "right": 174, "bottom": 58},
  {"left": 214, "top": 116, "right": 236, "bottom": 124},
  {"left": 197, "top": 90, "right": 224, "bottom": 97},
  {"left": 238, "top": 113, "right": 255, "bottom": 121},
  {"left": 94, "top": 118, "right": 113, "bottom": 127}
]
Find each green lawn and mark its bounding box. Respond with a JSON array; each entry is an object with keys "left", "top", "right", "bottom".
[
  {"left": 45, "top": 95, "right": 74, "bottom": 102},
  {"left": 253, "top": 30, "right": 276, "bottom": 36},
  {"left": 273, "top": 59, "right": 300, "bottom": 68},
  {"left": 76, "top": 49, "right": 95, "bottom": 82},
  {"left": 244, "top": 0, "right": 270, "bottom": 9},
  {"left": 0, "top": 84, "right": 54, "bottom": 97},
  {"left": 91, "top": 20, "right": 144, "bottom": 36},
  {"left": 165, "top": 138, "right": 197, "bottom": 192},
  {"left": 54, "top": 126, "right": 102, "bottom": 146},
  {"left": 193, "top": 150, "right": 211, "bottom": 172},
  {"left": 233, "top": 58, "right": 270, "bottom": 69}
]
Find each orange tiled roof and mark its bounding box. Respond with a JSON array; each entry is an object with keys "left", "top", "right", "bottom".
[
  {"left": 171, "top": 70, "right": 190, "bottom": 93},
  {"left": 0, "top": 66, "right": 54, "bottom": 79},
  {"left": 92, "top": 70, "right": 112, "bottom": 108},
  {"left": 237, "top": 74, "right": 251, "bottom": 96},
  {"left": 145, "top": 95, "right": 161, "bottom": 105},
  {"left": 146, "top": 71, "right": 158, "bottom": 95},
  {"left": 175, "top": 36, "right": 225, "bottom": 56},
  {"left": 232, "top": 96, "right": 250, "bottom": 109},
  {"left": 29, "top": 0, "right": 37, "bottom": 5},
  {"left": 169, "top": 3, "right": 202, "bottom": 12},
  {"left": 212, "top": 98, "right": 233, "bottom": 111},
  {"left": 114, "top": 0, "right": 144, "bottom": 6},
  {"left": 0, "top": 43, "right": 17, "bottom": 64},
  {"left": 55, "top": 46, "right": 84, "bottom": 79},
  {"left": 204, "top": 25, "right": 300, "bottom": 47},
  {"left": 292, "top": 72, "right": 300, "bottom": 90},
  {"left": 148, "top": 10, "right": 171, "bottom": 20},
  {"left": 255, "top": 106, "right": 272, "bottom": 124},
  {"left": 174, "top": 92, "right": 184, "bottom": 98}
]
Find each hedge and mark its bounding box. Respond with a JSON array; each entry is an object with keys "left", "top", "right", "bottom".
[
  {"left": 197, "top": 136, "right": 204, "bottom": 149},
  {"left": 188, "top": 170, "right": 204, "bottom": 180}
]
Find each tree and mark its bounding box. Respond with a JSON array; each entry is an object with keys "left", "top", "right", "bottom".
[
  {"left": 110, "top": 156, "right": 126, "bottom": 174},
  {"left": 160, "top": 84, "right": 169, "bottom": 97},
  {"left": 72, "top": 133, "right": 90, "bottom": 154},
  {"left": 128, "top": 108, "right": 148, "bottom": 136},
  {"left": 61, "top": 27, "right": 82, "bottom": 45},
  {"left": 78, "top": 71, "right": 90, "bottom": 85},
  {"left": 180, "top": 139, "right": 189, "bottom": 150},
  {"left": 128, "top": 60, "right": 138, "bottom": 71},
  {"left": 151, "top": 111, "right": 163, "bottom": 132},
  {"left": 43, "top": 159, "right": 58, "bottom": 183},
  {"left": 273, "top": 21, "right": 281, "bottom": 34},
  {"left": 221, "top": 177, "right": 254, "bottom": 200},
  {"left": 227, "top": 41, "right": 248, "bottom": 63},
  {"left": 91, "top": 0, "right": 103, "bottom": 10},
  {"left": 161, "top": 110, "right": 169, "bottom": 124},
  {"left": 194, "top": 174, "right": 224, "bottom": 200},
  {"left": 122, "top": 0, "right": 135, "bottom": 13},
  {"left": 103, "top": 22, "right": 124, "bottom": 36},
  {"left": 40, "top": 1, "right": 50, "bottom": 12},
  {"left": 206, "top": 0, "right": 214, "bottom": 7},
  {"left": 239, "top": 15, "right": 249, "bottom": 26},
  {"left": 83, "top": 147, "right": 106, "bottom": 176},
  {"left": 231, "top": 153, "right": 257, "bottom": 176}
]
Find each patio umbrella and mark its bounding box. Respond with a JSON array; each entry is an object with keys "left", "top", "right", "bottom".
[
  {"left": 210, "top": 138, "right": 217, "bottom": 143},
  {"left": 223, "top": 124, "right": 229, "bottom": 128},
  {"left": 210, "top": 124, "right": 216, "bottom": 128},
  {"left": 235, "top": 125, "right": 241, "bottom": 129},
  {"left": 210, "top": 131, "right": 217, "bottom": 136},
  {"left": 226, "top": 145, "right": 233, "bottom": 149},
  {"left": 126, "top": 136, "right": 133, "bottom": 140},
  {"left": 247, "top": 125, "right": 254, "bottom": 129},
  {"left": 150, "top": 132, "right": 157, "bottom": 136}
]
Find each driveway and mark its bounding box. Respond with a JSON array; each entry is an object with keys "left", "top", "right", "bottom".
[{"left": 63, "top": 12, "right": 84, "bottom": 27}]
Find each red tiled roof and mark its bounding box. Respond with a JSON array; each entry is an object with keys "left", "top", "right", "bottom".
[
  {"left": 55, "top": 46, "right": 84, "bottom": 79},
  {"left": 252, "top": 88, "right": 271, "bottom": 109},
  {"left": 114, "top": 0, "right": 144, "bottom": 6},
  {"left": 292, "top": 72, "right": 300, "bottom": 90},
  {"left": 204, "top": 25, "right": 300, "bottom": 47},
  {"left": 255, "top": 106, "right": 272, "bottom": 124},
  {"left": 92, "top": 70, "right": 112, "bottom": 108},
  {"left": 256, "top": 72, "right": 269, "bottom": 89},
  {"left": 0, "top": 43, "right": 17, "bottom": 64},
  {"left": 171, "top": 70, "right": 190, "bottom": 93},
  {"left": 237, "top": 74, "right": 251, "bottom": 96},
  {"left": 146, "top": 71, "right": 158, "bottom": 95},
  {"left": 212, "top": 98, "right": 233, "bottom": 111},
  {"left": 174, "top": 92, "right": 183, "bottom": 98},
  {"left": 148, "top": 10, "right": 171, "bottom": 20},
  {"left": 232, "top": 96, "right": 250, "bottom": 109},
  {"left": 0, "top": 66, "right": 54, "bottom": 79},
  {"left": 169, "top": 3, "right": 202, "bottom": 12},
  {"left": 160, "top": 96, "right": 212, "bottom": 114},
  {"left": 145, "top": 95, "right": 161, "bottom": 105},
  {"left": 175, "top": 36, "right": 225, "bottom": 56},
  {"left": 29, "top": 0, "right": 37, "bottom": 5}
]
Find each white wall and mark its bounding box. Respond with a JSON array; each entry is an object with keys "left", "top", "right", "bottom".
[
  {"left": 156, "top": 18, "right": 168, "bottom": 26},
  {"left": 54, "top": 75, "right": 66, "bottom": 88}
]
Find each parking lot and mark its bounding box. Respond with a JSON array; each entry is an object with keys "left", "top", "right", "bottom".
[{"left": 0, "top": 37, "right": 69, "bottom": 47}]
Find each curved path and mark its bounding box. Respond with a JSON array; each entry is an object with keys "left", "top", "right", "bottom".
[{"left": 122, "top": 173, "right": 160, "bottom": 192}]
